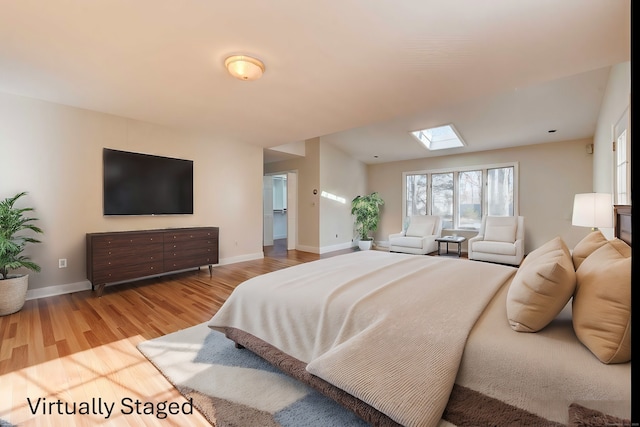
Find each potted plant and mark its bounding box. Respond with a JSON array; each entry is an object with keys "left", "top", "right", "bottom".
[
  {"left": 351, "top": 192, "right": 384, "bottom": 250},
  {"left": 0, "top": 192, "right": 43, "bottom": 316}
]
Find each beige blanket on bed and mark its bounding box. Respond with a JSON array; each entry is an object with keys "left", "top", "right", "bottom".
[{"left": 208, "top": 251, "right": 516, "bottom": 427}]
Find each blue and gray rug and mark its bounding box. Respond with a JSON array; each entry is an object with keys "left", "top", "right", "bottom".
[{"left": 138, "top": 322, "right": 369, "bottom": 427}]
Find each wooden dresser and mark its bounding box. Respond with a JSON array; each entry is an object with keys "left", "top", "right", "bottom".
[{"left": 86, "top": 227, "right": 219, "bottom": 296}]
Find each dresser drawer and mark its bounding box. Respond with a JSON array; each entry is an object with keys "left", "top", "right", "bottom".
[
  {"left": 165, "top": 245, "right": 215, "bottom": 258},
  {"left": 92, "top": 261, "right": 164, "bottom": 284},
  {"left": 92, "top": 243, "right": 163, "bottom": 270},
  {"left": 164, "top": 238, "right": 217, "bottom": 252},
  {"left": 91, "top": 232, "right": 164, "bottom": 249},
  {"left": 166, "top": 228, "right": 217, "bottom": 242},
  {"left": 164, "top": 255, "right": 217, "bottom": 272}
]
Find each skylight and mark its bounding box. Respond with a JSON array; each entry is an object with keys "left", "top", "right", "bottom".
[{"left": 411, "top": 124, "right": 465, "bottom": 151}]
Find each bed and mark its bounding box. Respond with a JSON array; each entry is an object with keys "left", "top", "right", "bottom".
[{"left": 208, "top": 211, "right": 631, "bottom": 426}]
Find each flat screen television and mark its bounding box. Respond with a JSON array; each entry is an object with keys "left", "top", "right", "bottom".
[{"left": 103, "top": 148, "right": 194, "bottom": 216}]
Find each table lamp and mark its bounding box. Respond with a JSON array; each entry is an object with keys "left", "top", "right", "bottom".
[{"left": 571, "top": 193, "right": 613, "bottom": 231}]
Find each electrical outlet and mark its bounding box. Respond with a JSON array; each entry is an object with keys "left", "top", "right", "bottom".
[{"left": 58, "top": 259, "right": 67, "bottom": 268}]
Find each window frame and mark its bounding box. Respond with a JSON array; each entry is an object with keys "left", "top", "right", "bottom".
[
  {"left": 613, "top": 107, "right": 630, "bottom": 205},
  {"left": 402, "top": 162, "right": 519, "bottom": 231}
]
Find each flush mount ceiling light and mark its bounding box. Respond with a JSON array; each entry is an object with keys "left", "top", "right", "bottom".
[
  {"left": 410, "top": 123, "right": 465, "bottom": 151},
  {"left": 224, "top": 55, "right": 265, "bottom": 81}
]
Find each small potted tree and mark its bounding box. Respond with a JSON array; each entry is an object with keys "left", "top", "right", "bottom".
[
  {"left": 0, "top": 192, "right": 43, "bottom": 316},
  {"left": 351, "top": 192, "right": 384, "bottom": 250}
]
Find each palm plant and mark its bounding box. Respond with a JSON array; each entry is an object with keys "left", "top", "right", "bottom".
[
  {"left": 351, "top": 192, "right": 384, "bottom": 241},
  {"left": 0, "top": 192, "right": 43, "bottom": 280}
]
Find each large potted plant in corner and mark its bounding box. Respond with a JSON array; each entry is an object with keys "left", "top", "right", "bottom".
[
  {"left": 0, "top": 192, "right": 43, "bottom": 316},
  {"left": 351, "top": 192, "right": 384, "bottom": 250}
]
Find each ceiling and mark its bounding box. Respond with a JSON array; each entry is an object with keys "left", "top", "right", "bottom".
[{"left": 0, "top": 1, "right": 630, "bottom": 165}]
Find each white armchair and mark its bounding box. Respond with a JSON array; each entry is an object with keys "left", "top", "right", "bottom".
[
  {"left": 468, "top": 215, "right": 525, "bottom": 266},
  {"left": 389, "top": 215, "right": 442, "bottom": 255}
]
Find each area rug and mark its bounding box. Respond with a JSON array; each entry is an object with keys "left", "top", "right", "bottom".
[
  {"left": 137, "top": 322, "right": 377, "bottom": 427},
  {"left": 138, "top": 323, "right": 630, "bottom": 427}
]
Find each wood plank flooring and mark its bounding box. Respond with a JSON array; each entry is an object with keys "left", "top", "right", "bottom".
[{"left": 0, "top": 242, "right": 354, "bottom": 426}]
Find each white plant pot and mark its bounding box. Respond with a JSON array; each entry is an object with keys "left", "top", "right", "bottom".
[
  {"left": 358, "top": 240, "right": 373, "bottom": 251},
  {"left": 0, "top": 274, "right": 29, "bottom": 316}
]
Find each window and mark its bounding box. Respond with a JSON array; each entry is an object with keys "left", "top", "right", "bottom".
[
  {"left": 410, "top": 124, "right": 466, "bottom": 151},
  {"left": 431, "top": 173, "right": 453, "bottom": 228},
  {"left": 487, "top": 167, "right": 514, "bottom": 216},
  {"left": 614, "top": 108, "right": 630, "bottom": 205},
  {"left": 405, "top": 174, "right": 427, "bottom": 216},
  {"left": 458, "top": 170, "right": 482, "bottom": 229},
  {"left": 403, "top": 163, "right": 517, "bottom": 230}
]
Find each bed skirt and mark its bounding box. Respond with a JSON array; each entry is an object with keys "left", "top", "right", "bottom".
[{"left": 223, "top": 327, "right": 566, "bottom": 427}]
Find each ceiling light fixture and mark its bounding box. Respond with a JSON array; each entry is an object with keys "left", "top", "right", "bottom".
[{"left": 224, "top": 55, "right": 265, "bottom": 81}]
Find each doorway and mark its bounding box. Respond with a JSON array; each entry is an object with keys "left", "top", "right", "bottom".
[{"left": 263, "top": 171, "right": 297, "bottom": 251}]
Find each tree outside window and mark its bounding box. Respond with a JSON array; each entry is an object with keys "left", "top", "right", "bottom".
[
  {"left": 431, "top": 173, "right": 453, "bottom": 229},
  {"left": 487, "top": 167, "right": 514, "bottom": 216},
  {"left": 406, "top": 174, "right": 427, "bottom": 216},
  {"left": 458, "top": 170, "right": 482, "bottom": 229}
]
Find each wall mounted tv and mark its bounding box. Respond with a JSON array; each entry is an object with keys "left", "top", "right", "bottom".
[{"left": 103, "top": 148, "right": 194, "bottom": 216}]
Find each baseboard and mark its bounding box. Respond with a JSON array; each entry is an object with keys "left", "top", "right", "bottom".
[
  {"left": 295, "top": 244, "right": 320, "bottom": 254},
  {"left": 218, "top": 252, "right": 264, "bottom": 265},
  {"left": 295, "top": 242, "right": 356, "bottom": 254},
  {"left": 319, "top": 241, "right": 356, "bottom": 254},
  {"left": 24, "top": 252, "right": 265, "bottom": 301},
  {"left": 26, "top": 280, "right": 92, "bottom": 301}
]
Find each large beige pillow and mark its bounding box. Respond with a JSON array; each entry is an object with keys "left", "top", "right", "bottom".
[
  {"left": 506, "top": 236, "right": 576, "bottom": 332},
  {"left": 571, "top": 230, "right": 608, "bottom": 270},
  {"left": 572, "top": 239, "right": 631, "bottom": 364}
]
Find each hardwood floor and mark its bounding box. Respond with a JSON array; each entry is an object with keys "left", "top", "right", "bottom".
[{"left": 0, "top": 245, "right": 354, "bottom": 426}]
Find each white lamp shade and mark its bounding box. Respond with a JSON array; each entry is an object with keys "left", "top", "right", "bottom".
[
  {"left": 225, "top": 55, "right": 265, "bottom": 81},
  {"left": 571, "top": 193, "right": 613, "bottom": 228}
]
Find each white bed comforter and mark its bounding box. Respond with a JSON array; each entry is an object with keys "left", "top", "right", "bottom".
[{"left": 208, "top": 251, "right": 516, "bottom": 427}]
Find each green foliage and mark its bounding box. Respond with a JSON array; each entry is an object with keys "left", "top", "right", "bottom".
[
  {"left": 351, "top": 192, "right": 384, "bottom": 241},
  {"left": 0, "top": 192, "right": 43, "bottom": 280}
]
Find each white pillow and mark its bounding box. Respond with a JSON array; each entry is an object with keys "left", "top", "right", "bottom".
[
  {"left": 405, "top": 217, "right": 435, "bottom": 237},
  {"left": 484, "top": 216, "right": 517, "bottom": 243}
]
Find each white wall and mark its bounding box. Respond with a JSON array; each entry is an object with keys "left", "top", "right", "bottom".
[
  {"left": 0, "top": 91, "right": 264, "bottom": 293},
  {"left": 319, "top": 140, "right": 367, "bottom": 250},
  {"left": 593, "top": 62, "right": 630, "bottom": 192}
]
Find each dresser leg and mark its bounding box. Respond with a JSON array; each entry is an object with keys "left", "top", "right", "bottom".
[
  {"left": 96, "top": 284, "right": 105, "bottom": 297},
  {"left": 208, "top": 264, "right": 213, "bottom": 277}
]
